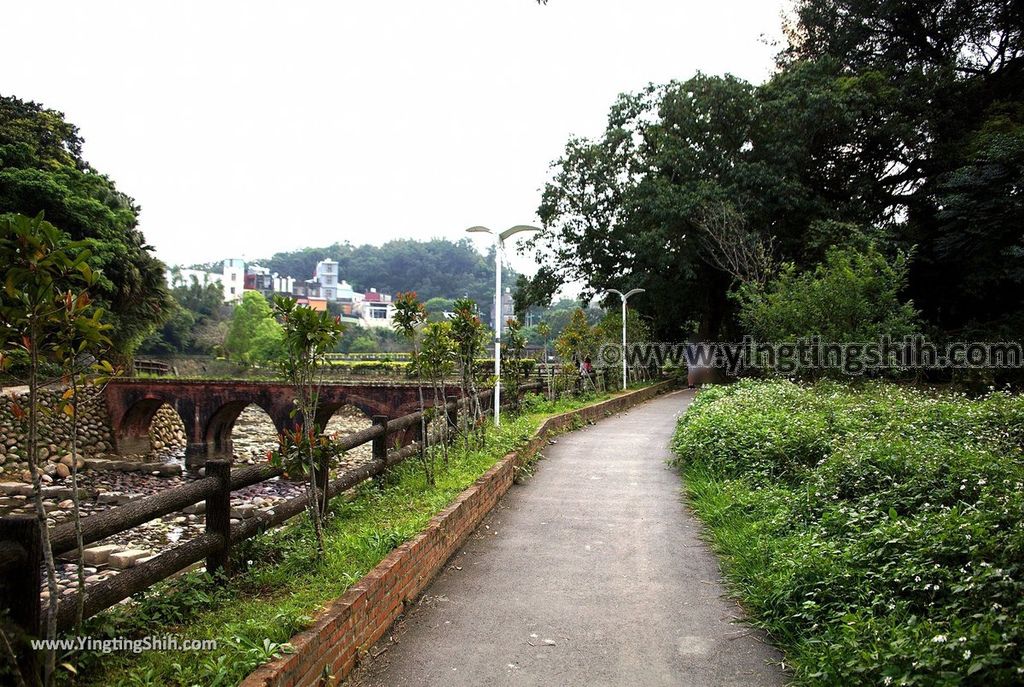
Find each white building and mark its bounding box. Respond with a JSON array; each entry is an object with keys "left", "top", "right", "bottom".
[
  {"left": 337, "top": 279, "right": 356, "bottom": 302},
  {"left": 222, "top": 258, "right": 245, "bottom": 303},
  {"left": 165, "top": 259, "right": 246, "bottom": 303},
  {"left": 355, "top": 288, "right": 395, "bottom": 329},
  {"left": 273, "top": 274, "right": 295, "bottom": 295},
  {"left": 314, "top": 259, "right": 339, "bottom": 301}
]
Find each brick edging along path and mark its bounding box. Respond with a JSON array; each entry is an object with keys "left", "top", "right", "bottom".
[{"left": 241, "top": 380, "right": 676, "bottom": 687}]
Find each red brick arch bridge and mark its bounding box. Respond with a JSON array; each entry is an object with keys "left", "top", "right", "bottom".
[{"left": 103, "top": 379, "right": 468, "bottom": 467}]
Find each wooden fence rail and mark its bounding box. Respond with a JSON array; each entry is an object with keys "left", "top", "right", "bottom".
[{"left": 1, "top": 382, "right": 540, "bottom": 643}]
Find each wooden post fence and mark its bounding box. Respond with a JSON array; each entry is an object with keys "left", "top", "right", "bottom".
[
  {"left": 0, "top": 381, "right": 543, "bottom": 650},
  {"left": 205, "top": 459, "right": 232, "bottom": 574}
]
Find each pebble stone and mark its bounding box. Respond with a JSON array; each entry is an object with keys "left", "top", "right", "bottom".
[{"left": 0, "top": 403, "right": 374, "bottom": 597}]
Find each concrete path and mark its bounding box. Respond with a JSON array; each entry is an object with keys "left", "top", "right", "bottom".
[{"left": 351, "top": 390, "right": 785, "bottom": 686}]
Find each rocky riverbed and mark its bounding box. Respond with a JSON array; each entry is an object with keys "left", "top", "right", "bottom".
[{"left": 0, "top": 403, "right": 373, "bottom": 598}]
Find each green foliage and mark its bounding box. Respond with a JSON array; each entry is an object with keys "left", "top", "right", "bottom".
[
  {"left": 391, "top": 291, "right": 427, "bottom": 339},
  {"left": 738, "top": 244, "right": 920, "bottom": 352},
  {"left": 391, "top": 291, "right": 435, "bottom": 482},
  {"left": 224, "top": 292, "right": 284, "bottom": 364},
  {"left": 513, "top": 264, "right": 562, "bottom": 314},
  {"left": 166, "top": 271, "right": 225, "bottom": 318},
  {"left": 554, "top": 309, "right": 598, "bottom": 364},
  {"left": 0, "top": 95, "right": 171, "bottom": 356},
  {"left": 424, "top": 297, "right": 455, "bottom": 322},
  {"left": 0, "top": 212, "right": 114, "bottom": 685},
  {"left": 531, "top": 2, "right": 1024, "bottom": 341},
  {"left": 0, "top": 213, "right": 114, "bottom": 385},
  {"left": 271, "top": 295, "right": 346, "bottom": 555},
  {"left": 672, "top": 379, "right": 1024, "bottom": 685},
  {"left": 594, "top": 308, "right": 650, "bottom": 388},
  {"left": 501, "top": 317, "right": 528, "bottom": 409},
  {"left": 417, "top": 321, "right": 456, "bottom": 383},
  {"left": 347, "top": 335, "right": 378, "bottom": 353},
  {"left": 929, "top": 105, "right": 1024, "bottom": 335},
  {"left": 272, "top": 294, "right": 347, "bottom": 404},
  {"left": 0, "top": 213, "right": 106, "bottom": 362},
  {"left": 531, "top": 74, "right": 776, "bottom": 340},
  {"left": 449, "top": 297, "right": 489, "bottom": 444},
  {"left": 268, "top": 424, "right": 338, "bottom": 483},
  {"left": 326, "top": 359, "right": 408, "bottom": 373},
  {"left": 334, "top": 321, "right": 406, "bottom": 354},
  {"left": 595, "top": 307, "right": 650, "bottom": 346},
  {"left": 70, "top": 395, "right": 607, "bottom": 687},
  {"left": 140, "top": 273, "right": 229, "bottom": 356},
  {"left": 139, "top": 304, "right": 195, "bottom": 355},
  {"left": 261, "top": 239, "right": 516, "bottom": 314}
]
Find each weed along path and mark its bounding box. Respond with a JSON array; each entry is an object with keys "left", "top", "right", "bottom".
[{"left": 351, "top": 390, "right": 784, "bottom": 686}]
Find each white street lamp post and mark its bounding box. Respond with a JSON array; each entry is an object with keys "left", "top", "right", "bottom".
[
  {"left": 466, "top": 225, "right": 540, "bottom": 425},
  {"left": 604, "top": 288, "right": 645, "bottom": 390}
]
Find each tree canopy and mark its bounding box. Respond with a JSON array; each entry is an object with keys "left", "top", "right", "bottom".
[
  {"left": 522, "top": 1, "right": 1023, "bottom": 342},
  {"left": 0, "top": 94, "right": 171, "bottom": 356},
  {"left": 224, "top": 291, "right": 284, "bottom": 364}
]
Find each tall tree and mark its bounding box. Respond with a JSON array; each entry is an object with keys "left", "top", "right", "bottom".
[
  {"left": 529, "top": 75, "right": 780, "bottom": 340},
  {"left": 224, "top": 291, "right": 283, "bottom": 364},
  {"left": 529, "top": 2, "right": 1023, "bottom": 342},
  {"left": 0, "top": 213, "right": 110, "bottom": 686},
  {"left": 781, "top": 0, "right": 1024, "bottom": 336},
  {"left": 0, "top": 95, "right": 171, "bottom": 355}
]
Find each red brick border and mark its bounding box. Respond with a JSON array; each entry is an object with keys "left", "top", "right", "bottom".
[{"left": 241, "top": 381, "right": 676, "bottom": 687}]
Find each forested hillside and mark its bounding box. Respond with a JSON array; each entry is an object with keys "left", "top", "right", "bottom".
[{"left": 259, "top": 238, "right": 518, "bottom": 306}]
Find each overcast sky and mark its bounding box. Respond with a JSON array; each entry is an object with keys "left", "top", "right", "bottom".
[{"left": 3, "top": 0, "right": 790, "bottom": 275}]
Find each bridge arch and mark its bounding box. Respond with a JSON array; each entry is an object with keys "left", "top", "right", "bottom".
[
  {"left": 313, "top": 394, "right": 377, "bottom": 430},
  {"left": 103, "top": 380, "right": 465, "bottom": 467},
  {"left": 115, "top": 394, "right": 195, "bottom": 456}
]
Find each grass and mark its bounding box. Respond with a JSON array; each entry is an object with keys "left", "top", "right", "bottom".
[
  {"left": 63, "top": 390, "right": 612, "bottom": 687},
  {"left": 671, "top": 379, "right": 1024, "bottom": 686}
]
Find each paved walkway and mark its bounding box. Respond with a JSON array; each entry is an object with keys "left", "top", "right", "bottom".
[{"left": 352, "top": 390, "right": 784, "bottom": 686}]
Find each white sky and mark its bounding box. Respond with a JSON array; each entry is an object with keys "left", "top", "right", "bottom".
[{"left": 3, "top": 0, "right": 790, "bottom": 276}]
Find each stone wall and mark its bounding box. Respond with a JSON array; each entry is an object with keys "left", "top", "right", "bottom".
[
  {"left": 0, "top": 389, "right": 115, "bottom": 482},
  {"left": 148, "top": 405, "right": 186, "bottom": 450},
  {"left": 0, "top": 391, "right": 190, "bottom": 475}
]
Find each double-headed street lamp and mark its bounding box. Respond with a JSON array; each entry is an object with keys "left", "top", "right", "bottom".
[
  {"left": 603, "top": 288, "right": 645, "bottom": 390},
  {"left": 466, "top": 225, "right": 540, "bottom": 426}
]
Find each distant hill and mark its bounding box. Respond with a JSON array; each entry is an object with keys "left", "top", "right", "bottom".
[{"left": 258, "top": 238, "right": 517, "bottom": 306}]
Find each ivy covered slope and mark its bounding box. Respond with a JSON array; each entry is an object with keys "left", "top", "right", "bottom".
[{"left": 671, "top": 380, "right": 1024, "bottom": 686}]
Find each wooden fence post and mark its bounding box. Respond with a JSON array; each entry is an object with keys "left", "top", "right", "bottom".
[
  {"left": 372, "top": 415, "right": 388, "bottom": 487},
  {"left": 0, "top": 514, "right": 41, "bottom": 679},
  {"left": 204, "top": 459, "right": 232, "bottom": 574}
]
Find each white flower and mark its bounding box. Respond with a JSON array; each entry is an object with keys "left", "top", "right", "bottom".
[{"left": 932, "top": 635, "right": 947, "bottom": 643}]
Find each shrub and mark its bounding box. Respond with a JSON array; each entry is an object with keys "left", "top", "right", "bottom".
[
  {"left": 737, "top": 245, "right": 920, "bottom": 377},
  {"left": 672, "top": 379, "right": 1024, "bottom": 685}
]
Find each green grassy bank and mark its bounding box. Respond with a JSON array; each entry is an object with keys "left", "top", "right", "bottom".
[
  {"left": 671, "top": 380, "right": 1024, "bottom": 686},
  {"left": 65, "top": 392, "right": 607, "bottom": 686}
]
